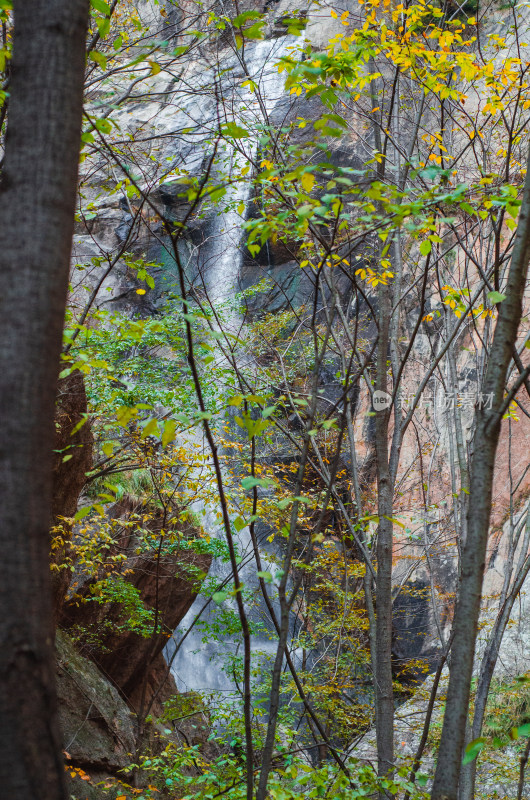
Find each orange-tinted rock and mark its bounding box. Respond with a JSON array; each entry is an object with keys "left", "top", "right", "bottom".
[{"left": 60, "top": 497, "right": 211, "bottom": 710}]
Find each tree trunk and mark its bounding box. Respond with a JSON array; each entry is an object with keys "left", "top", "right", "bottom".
[
  {"left": 460, "top": 507, "right": 530, "bottom": 800},
  {"left": 431, "top": 144, "right": 530, "bottom": 800},
  {"left": 374, "top": 283, "right": 395, "bottom": 784},
  {"left": 0, "top": 2, "right": 88, "bottom": 798}
]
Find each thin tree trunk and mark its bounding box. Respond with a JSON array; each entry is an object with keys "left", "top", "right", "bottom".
[
  {"left": 374, "top": 282, "right": 395, "bottom": 784},
  {"left": 517, "top": 735, "right": 530, "bottom": 800},
  {"left": 431, "top": 144, "right": 530, "bottom": 800},
  {"left": 460, "top": 506, "right": 530, "bottom": 800},
  {"left": 0, "top": 2, "right": 88, "bottom": 798}
]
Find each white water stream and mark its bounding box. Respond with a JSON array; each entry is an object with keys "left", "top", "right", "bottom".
[{"left": 168, "top": 36, "right": 297, "bottom": 695}]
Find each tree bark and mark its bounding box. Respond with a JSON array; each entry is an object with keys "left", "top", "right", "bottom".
[
  {"left": 460, "top": 506, "right": 530, "bottom": 800},
  {"left": 0, "top": 2, "right": 88, "bottom": 798},
  {"left": 431, "top": 145, "right": 530, "bottom": 800},
  {"left": 374, "top": 283, "right": 395, "bottom": 784}
]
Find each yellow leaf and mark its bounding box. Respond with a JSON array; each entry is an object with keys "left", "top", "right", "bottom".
[
  {"left": 136, "top": 288, "right": 146, "bottom": 295},
  {"left": 301, "top": 172, "right": 315, "bottom": 192},
  {"left": 149, "top": 61, "right": 161, "bottom": 76}
]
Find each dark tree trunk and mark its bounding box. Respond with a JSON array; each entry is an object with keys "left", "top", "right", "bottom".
[
  {"left": 0, "top": 2, "right": 88, "bottom": 798},
  {"left": 431, "top": 145, "right": 530, "bottom": 800}
]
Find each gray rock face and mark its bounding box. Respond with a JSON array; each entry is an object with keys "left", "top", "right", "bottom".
[{"left": 56, "top": 630, "right": 136, "bottom": 772}]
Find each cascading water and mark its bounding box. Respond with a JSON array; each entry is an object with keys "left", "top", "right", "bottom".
[
  {"left": 200, "top": 37, "right": 293, "bottom": 310},
  {"left": 168, "top": 35, "right": 298, "bottom": 695}
]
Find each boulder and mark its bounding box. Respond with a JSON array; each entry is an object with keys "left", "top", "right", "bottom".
[
  {"left": 60, "top": 497, "right": 212, "bottom": 711},
  {"left": 56, "top": 630, "right": 135, "bottom": 773},
  {"left": 127, "top": 651, "right": 179, "bottom": 719}
]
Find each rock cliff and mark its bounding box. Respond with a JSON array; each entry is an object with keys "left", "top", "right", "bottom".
[{"left": 50, "top": 373, "right": 212, "bottom": 795}]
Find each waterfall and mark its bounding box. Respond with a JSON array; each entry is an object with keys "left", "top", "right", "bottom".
[
  {"left": 168, "top": 35, "right": 297, "bottom": 696},
  {"left": 200, "top": 36, "right": 295, "bottom": 318}
]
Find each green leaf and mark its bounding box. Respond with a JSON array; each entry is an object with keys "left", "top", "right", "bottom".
[
  {"left": 241, "top": 476, "right": 274, "bottom": 490},
  {"left": 221, "top": 121, "right": 250, "bottom": 139},
  {"left": 113, "top": 35, "right": 123, "bottom": 50},
  {"left": 284, "top": 16, "right": 308, "bottom": 35},
  {"left": 70, "top": 416, "right": 88, "bottom": 436},
  {"left": 212, "top": 591, "right": 228, "bottom": 604},
  {"left": 322, "top": 418, "right": 336, "bottom": 430},
  {"left": 360, "top": 514, "right": 379, "bottom": 524},
  {"left": 74, "top": 506, "right": 92, "bottom": 521},
  {"left": 97, "top": 16, "right": 110, "bottom": 37},
  {"left": 516, "top": 723, "right": 530, "bottom": 737},
  {"left": 101, "top": 441, "right": 114, "bottom": 457},
  {"left": 141, "top": 418, "right": 159, "bottom": 439},
  {"left": 232, "top": 10, "right": 262, "bottom": 26},
  {"left": 116, "top": 406, "right": 137, "bottom": 426},
  {"left": 420, "top": 239, "right": 432, "bottom": 256},
  {"left": 244, "top": 22, "right": 265, "bottom": 39},
  {"left": 257, "top": 571, "right": 273, "bottom": 584},
  {"left": 89, "top": 50, "right": 107, "bottom": 70},
  {"left": 323, "top": 113, "right": 348, "bottom": 128},
  {"left": 487, "top": 290, "right": 506, "bottom": 304},
  {"left": 162, "top": 419, "right": 177, "bottom": 447},
  {"left": 462, "top": 737, "right": 486, "bottom": 765},
  {"left": 95, "top": 118, "right": 112, "bottom": 134},
  {"left": 383, "top": 515, "right": 406, "bottom": 529},
  {"left": 493, "top": 736, "right": 504, "bottom": 748},
  {"left": 91, "top": 0, "right": 110, "bottom": 13}
]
